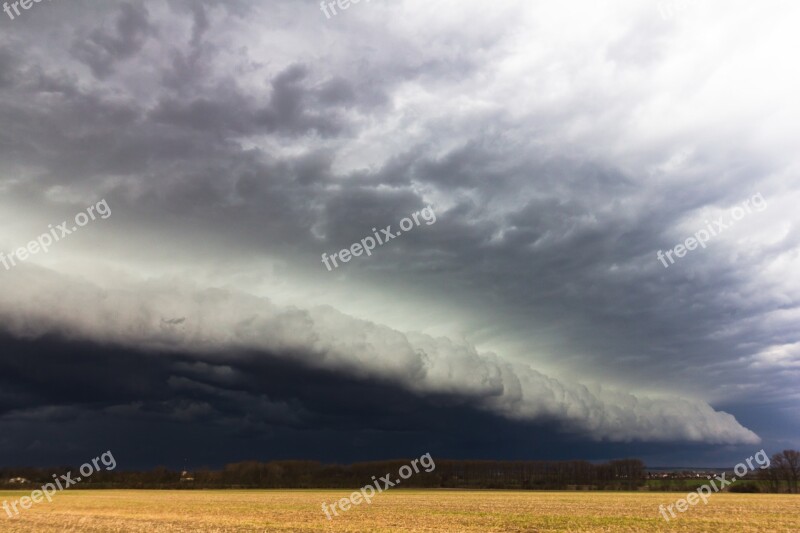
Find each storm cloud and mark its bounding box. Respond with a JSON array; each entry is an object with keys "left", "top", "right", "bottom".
[{"left": 1, "top": 0, "right": 798, "bottom": 466}]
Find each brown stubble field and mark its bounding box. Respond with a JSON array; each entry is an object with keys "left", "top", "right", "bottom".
[{"left": 1, "top": 490, "right": 798, "bottom": 532}]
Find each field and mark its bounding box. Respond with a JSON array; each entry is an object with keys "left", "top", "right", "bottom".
[{"left": 1, "top": 490, "right": 798, "bottom": 532}]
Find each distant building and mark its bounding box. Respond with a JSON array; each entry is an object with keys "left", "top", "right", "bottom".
[
  {"left": 8, "top": 477, "right": 28, "bottom": 484},
  {"left": 180, "top": 470, "right": 195, "bottom": 482}
]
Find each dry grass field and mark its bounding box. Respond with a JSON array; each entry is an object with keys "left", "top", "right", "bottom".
[{"left": 1, "top": 489, "right": 798, "bottom": 532}]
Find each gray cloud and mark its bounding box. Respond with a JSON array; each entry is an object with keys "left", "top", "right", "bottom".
[
  {"left": 1, "top": 0, "right": 798, "bottom": 460},
  {"left": 0, "top": 266, "right": 759, "bottom": 444},
  {"left": 72, "top": 2, "right": 154, "bottom": 78}
]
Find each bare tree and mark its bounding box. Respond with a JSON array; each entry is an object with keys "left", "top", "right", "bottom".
[
  {"left": 758, "top": 462, "right": 781, "bottom": 493},
  {"left": 772, "top": 450, "right": 800, "bottom": 494}
]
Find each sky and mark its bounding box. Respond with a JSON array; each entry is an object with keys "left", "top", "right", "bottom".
[{"left": 0, "top": 0, "right": 798, "bottom": 469}]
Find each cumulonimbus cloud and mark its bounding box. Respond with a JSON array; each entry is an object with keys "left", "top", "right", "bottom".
[{"left": 0, "top": 265, "right": 760, "bottom": 445}]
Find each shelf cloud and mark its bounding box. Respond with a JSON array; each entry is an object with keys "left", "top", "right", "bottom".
[
  {"left": 1, "top": 0, "right": 797, "bottom": 465},
  {"left": 0, "top": 266, "right": 760, "bottom": 445}
]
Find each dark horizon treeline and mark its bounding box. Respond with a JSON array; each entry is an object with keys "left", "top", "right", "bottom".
[
  {"left": 0, "top": 458, "right": 645, "bottom": 490},
  {"left": 758, "top": 450, "right": 800, "bottom": 494},
  {"left": 1, "top": 450, "right": 798, "bottom": 492}
]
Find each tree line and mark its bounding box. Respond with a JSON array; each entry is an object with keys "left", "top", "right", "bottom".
[
  {"left": 0, "top": 458, "right": 645, "bottom": 490},
  {"left": 1, "top": 451, "right": 797, "bottom": 491},
  {"left": 756, "top": 450, "right": 800, "bottom": 494}
]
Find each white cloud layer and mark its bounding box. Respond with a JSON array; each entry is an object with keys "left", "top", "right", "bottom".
[
  {"left": 0, "top": 265, "right": 760, "bottom": 444},
  {"left": 1, "top": 0, "right": 797, "bottom": 452}
]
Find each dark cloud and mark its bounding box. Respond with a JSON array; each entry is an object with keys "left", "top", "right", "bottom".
[
  {"left": 0, "top": 268, "right": 761, "bottom": 445},
  {"left": 0, "top": 332, "right": 762, "bottom": 469},
  {"left": 72, "top": 3, "right": 154, "bottom": 78},
  {"left": 0, "top": 0, "right": 797, "bottom": 466}
]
